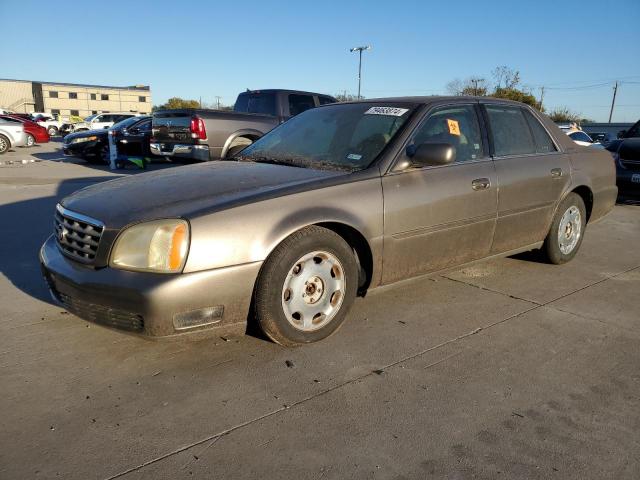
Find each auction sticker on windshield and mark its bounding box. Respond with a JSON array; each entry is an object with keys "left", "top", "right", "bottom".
[{"left": 364, "top": 107, "right": 409, "bottom": 116}]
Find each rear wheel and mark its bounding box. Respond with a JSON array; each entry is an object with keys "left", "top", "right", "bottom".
[
  {"left": 542, "top": 192, "right": 586, "bottom": 264},
  {"left": 254, "top": 226, "right": 358, "bottom": 346},
  {"left": 0, "top": 134, "right": 10, "bottom": 154},
  {"left": 47, "top": 126, "right": 58, "bottom": 136},
  {"left": 86, "top": 143, "right": 110, "bottom": 164},
  {"left": 26, "top": 134, "right": 35, "bottom": 147}
]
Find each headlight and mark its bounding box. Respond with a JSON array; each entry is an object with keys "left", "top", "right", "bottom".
[
  {"left": 72, "top": 135, "right": 98, "bottom": 144},
  {"left": 110, "top": 219, "right": 189, "bottom": 273}
]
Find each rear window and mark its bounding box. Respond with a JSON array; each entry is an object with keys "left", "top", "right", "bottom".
[
  {"left": 234, "top": 93, "right": 276, "bottom": 115},
  {"left": 485, "top": 105, "right": 536, "bottom": 156}
]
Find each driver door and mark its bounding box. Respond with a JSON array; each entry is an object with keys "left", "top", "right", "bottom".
[{"left": 381, "top": 103, "right": 498, "bottom": 284}]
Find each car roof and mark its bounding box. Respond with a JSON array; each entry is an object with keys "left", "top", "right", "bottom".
[{"left": 336, "top": 95, "right": 535, "bottom": 107}]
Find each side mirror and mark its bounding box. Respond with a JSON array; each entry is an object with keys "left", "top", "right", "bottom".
[
  {"left": 406, "top": 142, "right": 456, "bottom": 167},
  {"left": 617, "top": 129, "right": 627, "bottom": 139}
]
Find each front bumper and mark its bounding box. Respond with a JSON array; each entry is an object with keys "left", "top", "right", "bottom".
[
  {"left": 62, "top": 140, "right": 100, "bottom": 157},
  {"left": 150, "top": 143, "right": 210, "bottom": 161},
  {"left": 40, "top": 235, "right": 261, "bottom": 337}
]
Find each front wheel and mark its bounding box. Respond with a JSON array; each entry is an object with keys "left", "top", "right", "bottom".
[
  {"left": 47, "top": 126, "right": 58, "bottom": 136},
  {"left": 542, "top": 192, "right": 586, "bottom": 264},
  {"left": 0, "top": 134, "right": 10, "bottom": 154},
  {"left": 254, "top": 226, "right": 358, "bottom": 346}
]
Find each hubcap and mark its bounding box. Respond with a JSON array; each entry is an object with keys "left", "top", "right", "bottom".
[
  {"left": 281, "top": 250, "right": 345, "bottom": 332},
  {"left": 558, "top": 205, "right": 581, "bottom": 255},
  {"left": 0, "top": 137, "right": 7, "bottom": 152},
  {"left": 27, "top": 135, "right": 34, "bottom": 146}
]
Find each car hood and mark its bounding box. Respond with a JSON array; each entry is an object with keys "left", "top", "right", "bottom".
[
  {"left": 61, "top": 161, "right": 345, "bottom": 228},
  {"left": 64, "top": 129, "right": 108, "bottom": 142}
]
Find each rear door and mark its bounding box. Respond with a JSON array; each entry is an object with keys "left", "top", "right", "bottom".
[
  {"left": 482, "top": 104, "right": 571, "bottom": 253},
  {"left": 382, "top": 103, "right": 498, "bottom": 284}
]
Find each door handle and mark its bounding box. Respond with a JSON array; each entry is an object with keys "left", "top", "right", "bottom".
[
  {"left": 471, "top": 178, "right": 491, "bottom": 191},
  {"left": 551, "top": 168, "right": 563, "bottom": 178}
]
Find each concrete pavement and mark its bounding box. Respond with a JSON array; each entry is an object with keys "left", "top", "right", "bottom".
[{"left": 1, "top": 141, "right": 639, "bottom": 479}]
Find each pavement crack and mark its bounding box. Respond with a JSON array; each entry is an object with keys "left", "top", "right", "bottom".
[{"left": 442, "top": 275, "right": 542, "bottom": 305}]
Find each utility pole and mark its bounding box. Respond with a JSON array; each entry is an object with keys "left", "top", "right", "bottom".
[
  {"left": 199, "top": 96, "right": 202, "bottom": 108},
  {"left": 538, "top": 86, "right": 545, "bottom": 111},
  {"left": 608, "top": 81, "right": 618, "bottom": 123},
  {"left": 215, "top": 96, "right": 222, "bottom": 109},
  {"left": 350, "top": 45, "right": 371, "bottom": 99}
]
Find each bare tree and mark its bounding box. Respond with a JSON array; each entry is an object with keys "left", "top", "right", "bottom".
[{"left": 491, "top": 66, "right": 521, "bottom": 90}]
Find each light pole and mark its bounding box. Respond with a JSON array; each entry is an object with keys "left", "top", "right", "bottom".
[{"left": 350, "top": 45, "right": 371, "bottom": 99}]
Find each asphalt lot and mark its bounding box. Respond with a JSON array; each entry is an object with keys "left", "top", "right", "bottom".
[{"left": 1, "top": 140, "right": 639, "bottom": 480}]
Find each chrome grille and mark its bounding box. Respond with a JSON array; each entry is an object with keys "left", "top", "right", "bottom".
[{"left": 54, "top": 205, "right": 104, "bottom": 264}]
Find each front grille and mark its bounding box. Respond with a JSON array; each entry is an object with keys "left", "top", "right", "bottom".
[
  {"left": 54, "top": 205, "right": 104, "bottom": 264},
  {"left": 57, "top": 292, "right": 144, "bottom": 332}
]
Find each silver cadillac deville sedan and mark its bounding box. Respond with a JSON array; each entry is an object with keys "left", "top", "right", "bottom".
[{"left": 40, "top": 97, "right": 617, "bottom": 345}]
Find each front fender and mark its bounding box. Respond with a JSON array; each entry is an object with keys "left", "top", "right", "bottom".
[{"left": 183, "top": 177, "right": 384, "bottom": 285}]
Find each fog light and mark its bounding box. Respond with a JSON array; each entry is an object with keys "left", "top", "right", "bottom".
[{"left": 173, "top": 306, "right": 224, "bottom": 330}]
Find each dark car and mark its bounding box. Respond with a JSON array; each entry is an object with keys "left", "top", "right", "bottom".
[
  {"left": 62, "top": 116, "right": 152, "bottom": 163},
  {"left": 41, "top": 97, "right": 616, "bottom": 344},
  {"left": 151, "top": 89, "right": 336, "bottom": 162},
  {"left": 605, "top": 119, "right": 640, "bottom": 201}
]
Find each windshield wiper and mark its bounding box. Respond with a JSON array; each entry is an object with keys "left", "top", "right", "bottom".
[{"left": 235, "top": 154, "right": 355, "bottom": 172}]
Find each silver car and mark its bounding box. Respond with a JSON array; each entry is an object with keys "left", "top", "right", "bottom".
[
  {"left": 0, "top": 119, "right": 28, "bottom": 154},
  {"left": 40, "top": 97, "right": 617, "bottom": 346}
]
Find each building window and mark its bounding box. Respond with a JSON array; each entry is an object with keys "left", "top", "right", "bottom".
[
  {"left": 70, "top": 110, "right": 79, "bottom": 116},
  {"left": 51, "top": 109, "right": 60, "bottom": 115},
  {"left": 90, "top": 93, "right": 97, "bottom": 100},
  {"left": 91, "top": 110, "right": 98, "bottom": 115},
  {"left": 103, "top": 111, "right": 110, "bottom": 113},
  {"left": 139, "top": 96, "right": 146, "bottom": 102},
  {"left": 69, "top": 92, "right": 78, "bottom": 99},
  {"left": 101, "top": 94, "right": 109, "bottom": 101},
  {"left": 49, "top": 91, "right": 58, "bottom": 98}
]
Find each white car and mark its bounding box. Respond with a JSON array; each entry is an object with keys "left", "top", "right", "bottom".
[
  {"left": 566, "top": 130, "right": 596, "bottom": 147},
  {"left": 0, "top": 118, "right": 28, "bottom": 154},
  {"left": 71, "top": 113, "right": 139, "bottom": 133},
  {"left": 34, "top": 115, "right": 65, "bottom": 136}
]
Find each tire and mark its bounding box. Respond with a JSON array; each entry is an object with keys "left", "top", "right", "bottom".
[
  {"left": 254, "top": 226, "right": 358, "bottom": 346},
  {"left": 86, "top": 143, "right": 109, "bottom": 165},
  {"left": 47, "top": 126, "right": 58, "bottom": 136},
  {"left": 26, "top": 134, "right": 35, "bottom": 147},
  {"left": 0, "top": 134, "right": 10, "bottom": 154},
  {"left": 542, "top": 192, "right": 586, "bottom": 264}
]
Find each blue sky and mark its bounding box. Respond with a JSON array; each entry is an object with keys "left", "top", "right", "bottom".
[{"left": 1, "top": 0, "right": 639, "bottom": 121}]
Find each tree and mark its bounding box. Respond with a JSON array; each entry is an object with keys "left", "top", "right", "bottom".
[
  {"left": 491, "top": 87, "right": 538, "bottom": 108},
  {"left": 548, "top": 107, "right": 593, "bottom": 124},
  {"left": 491, "top": 66, "right": 521, "bottom": 90},
  {"left": 154, "top": 97, "right": 200, "bottom": 110},
  {"left": 334, "top": 93, "right": 361, "bottom": 102},
  {"left": 446, "top": 77, "right": 489, "bottom": 96}
]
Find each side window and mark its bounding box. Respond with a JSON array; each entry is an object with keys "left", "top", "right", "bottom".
[
  {"left": 94, "top": 115, "right": 105, "bottom": 122},
  {"left": 318, "top": 96, "right": 335, "bottom": 105},
  {"left": 138, "top": 120, "right": 152, "bottom": 132},
  {"left": 485, "top": 105, "right": 536, "bottom": 156},
  {"left": 523, "top": 110, "right": 557, "bottom": 153},
  {"left": 410, "top": 105, "right": 484, "bottom": 162},
  {"left": 288, "top": 94, "right": 316, "bottom": 116}
]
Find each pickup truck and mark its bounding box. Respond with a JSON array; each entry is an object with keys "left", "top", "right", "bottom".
[
  {"left": 605, "top": 119, "right": 640, "bottom": 201},
  {"left": 150, "top": 89, "right": 336, "bottom": 161}
]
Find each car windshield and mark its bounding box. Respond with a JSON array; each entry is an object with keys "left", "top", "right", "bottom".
[
  {"left": 110, "top": 117, "right": 142, "bottom": 131},
  {"left": 235, "top": 103, "right": 416, "bottom": 171}
]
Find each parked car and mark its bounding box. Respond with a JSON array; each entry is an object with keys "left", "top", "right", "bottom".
[
  {"left": 150, "top": 89, "right": 336, "bottom": 162},
  {"left": 35, "top": 114, "right": 65, "bottom": 136},
  {"left": 605, "top": 119, "right": 640, "bottom": 201},
  {"left": 69, "top": 113, "right": 139, "bottom": 134},
  {"left": 40, "top": 97, "right": 616, "bottom": 344},
  {"left": 0, "top": 115, "right": 50, "bottom": 146},
  {"left": 566, "top": 130, "right": 596, "bottom": 146},
  {"left": 62, "top": 116, "right": 152, "bottom": 163},
  {"left": 0, "top": 118, "right": 28, "bottom": 154}
]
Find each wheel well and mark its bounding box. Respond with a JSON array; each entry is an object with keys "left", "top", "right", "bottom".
[
  {"left": 571, "top": 186, "right": 593, "bottom": 222},
  {"left": 316, "top": 222, "right": 373, "bottom": 296}
]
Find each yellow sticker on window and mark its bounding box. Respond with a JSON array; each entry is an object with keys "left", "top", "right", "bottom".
[{"left": 447, "top": 119, "right": 461, "bottom": 136}]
